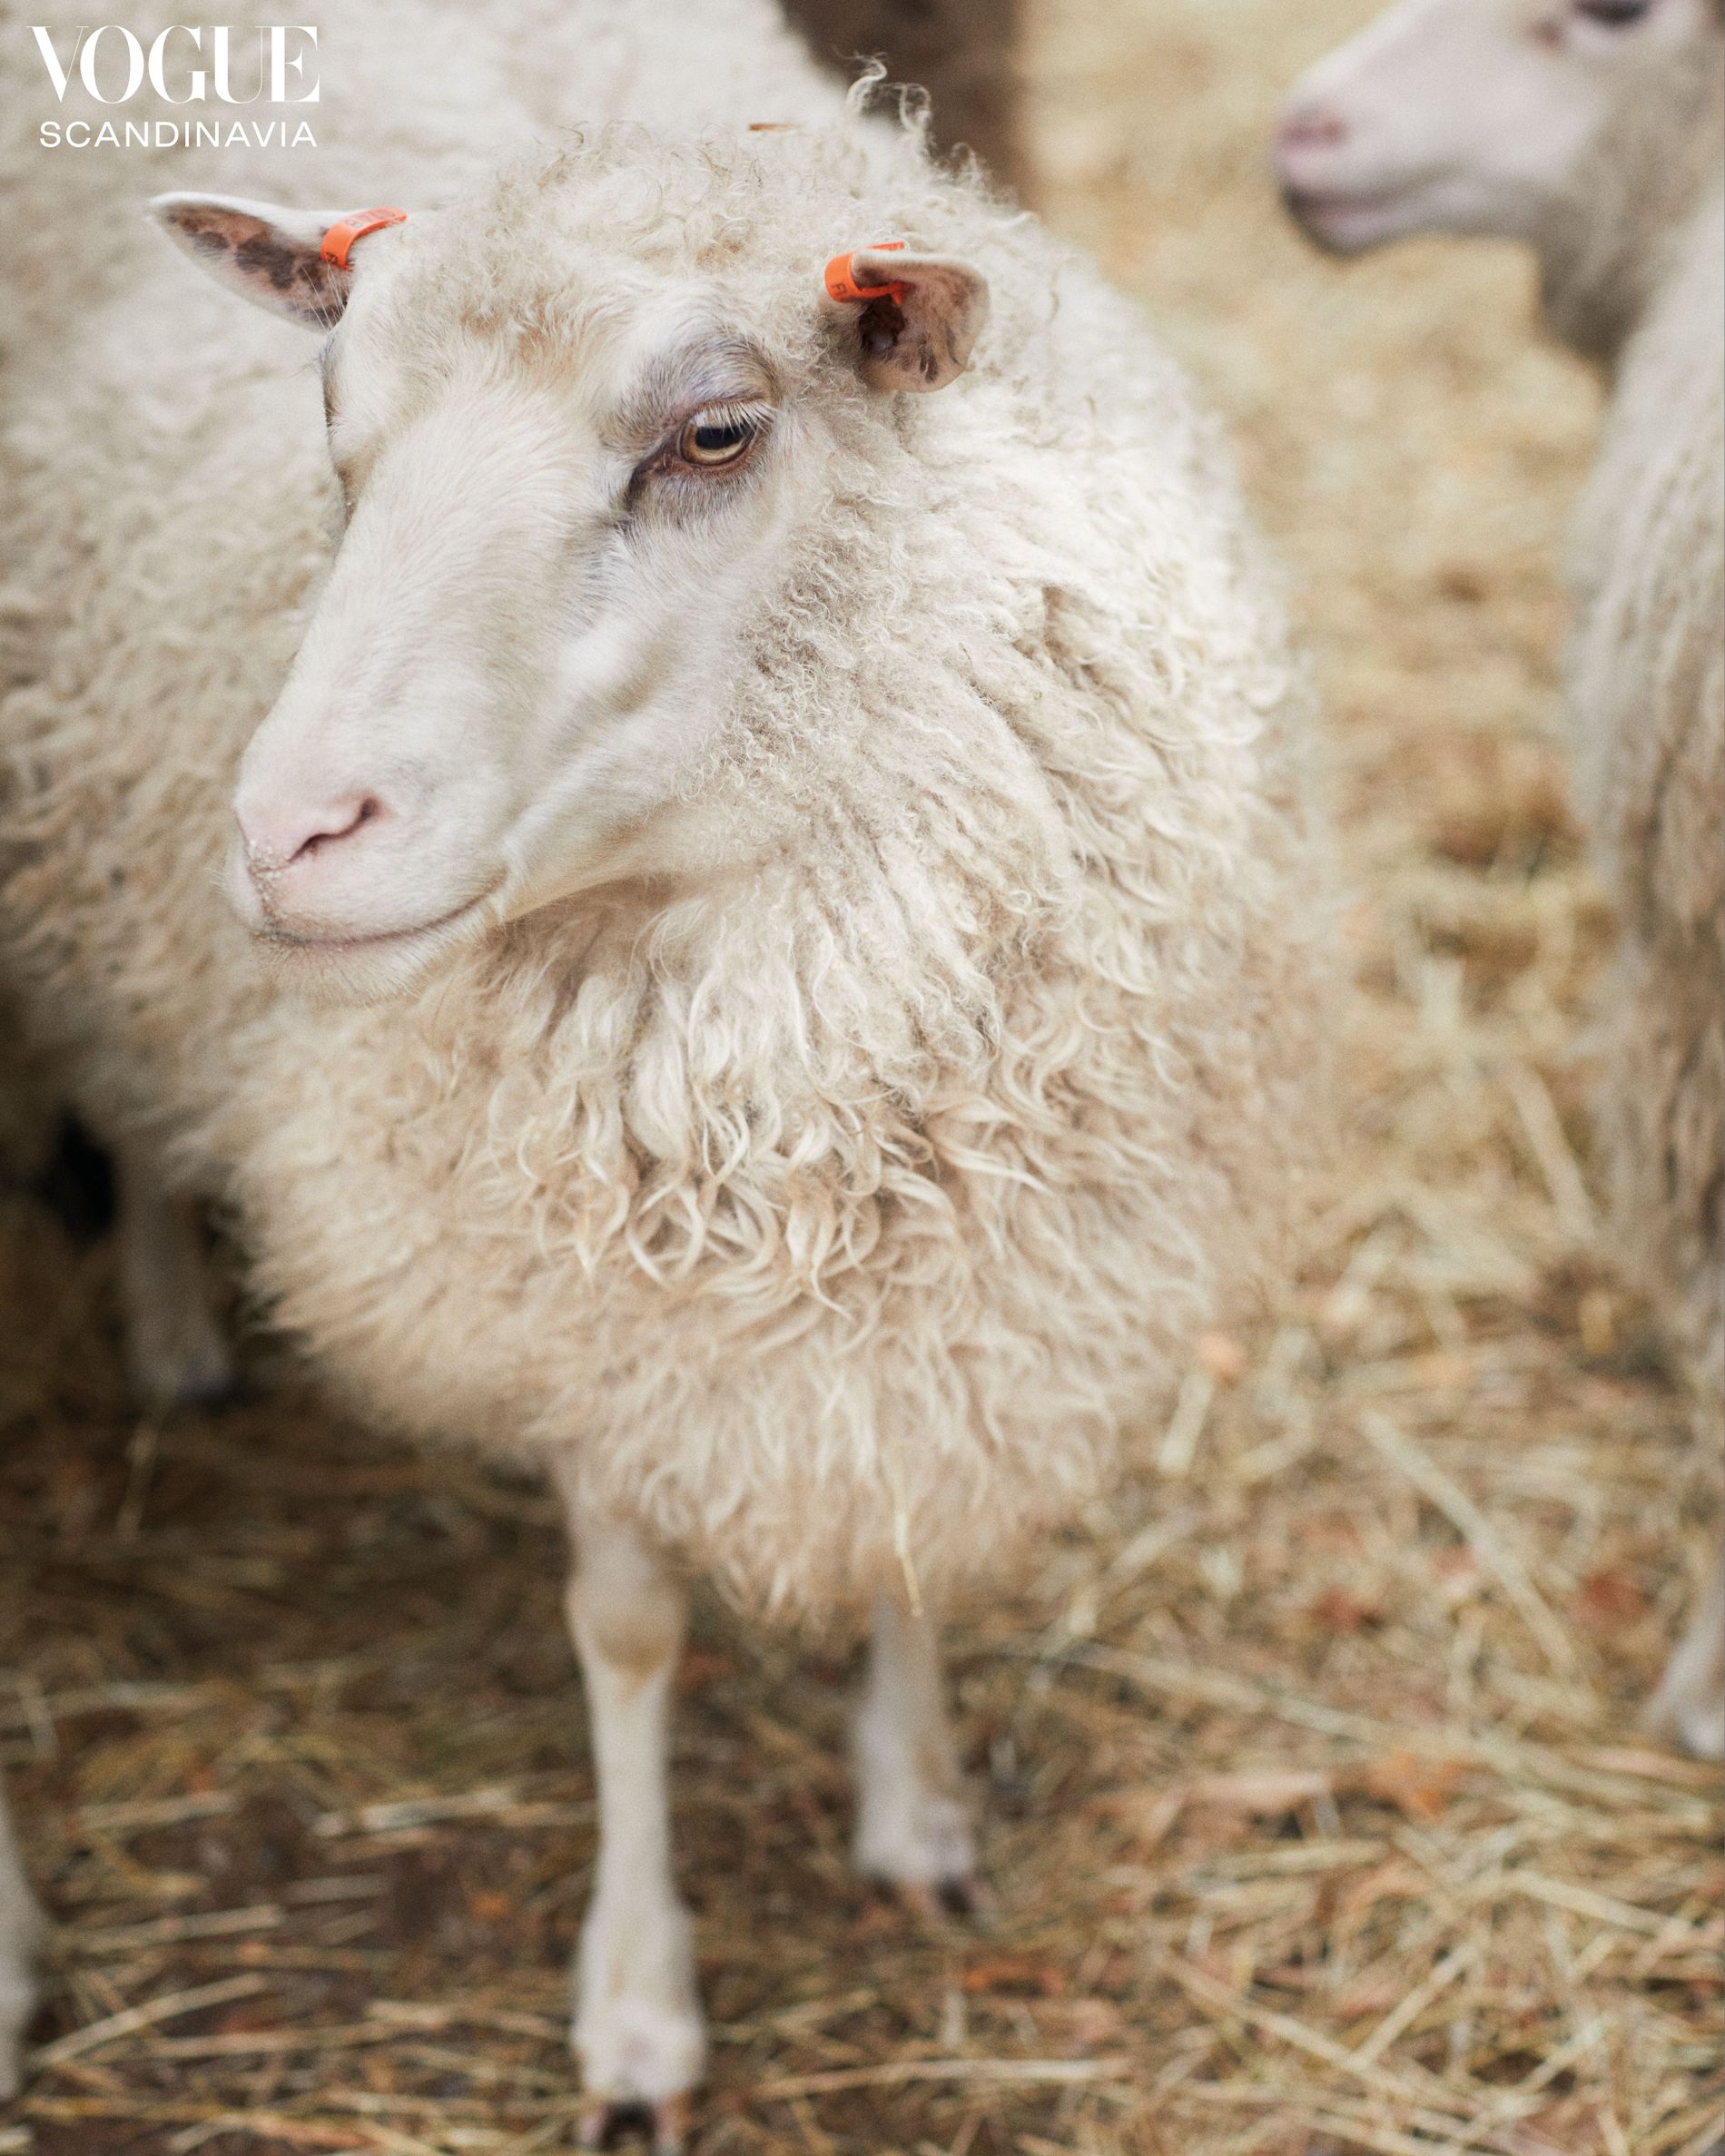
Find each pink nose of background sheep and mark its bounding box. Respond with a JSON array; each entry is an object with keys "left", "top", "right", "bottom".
[
  {"left": 1279, "top": 105, "right": 1349, "bottom": 155},
  {"left": 1276, "top": 102, "right": 1352, "bottom": 196}
]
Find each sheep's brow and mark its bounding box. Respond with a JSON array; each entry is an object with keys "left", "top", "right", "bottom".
[{"left": 611, "top": 333, "right": 777, "bottom": 451}]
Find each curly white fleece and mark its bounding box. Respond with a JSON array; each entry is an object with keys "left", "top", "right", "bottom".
[{"left": 0, "top": 0, "right": 1332, "bottom": 1616}]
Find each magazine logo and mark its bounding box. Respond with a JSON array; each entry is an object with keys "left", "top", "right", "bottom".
[
  {"left": 31, "top": 24, "right": 318, "bottom": 103},
  {"left": 31, "top": 23, "right": 320, "bottom": 149}
]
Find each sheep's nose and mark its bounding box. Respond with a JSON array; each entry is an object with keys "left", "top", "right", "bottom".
[
  {"left": 1278, "top": 103, "right": 1350, "bottom": 158},
  {"left": 237, "top": 791, "right": 384, "bottom": 884}
]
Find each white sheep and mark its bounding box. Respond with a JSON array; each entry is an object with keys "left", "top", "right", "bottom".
[
  {"left": 0, "top": 0, "right": 1330, "bottom": 2131},
  {"left": 1278, "top": 0, "right": 1724, "bottom": 1757}
]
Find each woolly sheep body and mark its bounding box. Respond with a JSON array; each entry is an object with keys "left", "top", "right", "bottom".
[
  {"left": 1547, "top": 54, "right": 1724, "bottom": 1752},
  {"left": 1570, "top": 183, "right": 1725, "bottom": 1756},
  {"left": 1566, "top": 183, "right": 1724, "bottom": 1405},
  {"left": 0, "top": 8, "right": 1326, "bottom": 1621},
  {"left": 0, "top": 5, "right": 1335, "bottom": 2102},
  {"left": 1279, "top": 0, "right": 1724, "bottom": 1757}
]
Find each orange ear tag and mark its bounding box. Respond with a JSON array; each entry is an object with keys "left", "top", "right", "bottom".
[
  {"left": 320, "top": 206, "right": 408, "bottom": 271},
  {"left": 823, "top": 239, "right": 907, "bottom": 306}
]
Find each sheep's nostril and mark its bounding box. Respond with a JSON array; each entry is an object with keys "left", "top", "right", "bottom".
[
  {"left": 299, "top": 794, "right": 382, "bottom": 861},
  {"left": 237, "top": 792, "right": 386, "bottom": 879},
  {"left": 1280, "top": 106, "right": 1350, "bottom": 155}
]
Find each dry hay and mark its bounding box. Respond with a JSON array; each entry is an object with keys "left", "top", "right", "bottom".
[{"left": 1, "top": 0, "right": 1720, "bottom": 2151}]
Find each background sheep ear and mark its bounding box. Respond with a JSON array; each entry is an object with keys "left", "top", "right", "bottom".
[
  {"left": 149, "top": 193, "right": 354, "bottom": 329},
  {"left": 845, "top": 249, "right": 990, "bottom": 393}
]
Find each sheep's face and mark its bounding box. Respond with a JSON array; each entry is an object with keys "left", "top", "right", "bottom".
[
  {"left": 150, "top": 160, "right": 988, "bottom": 1004},
  {"left": 1277, "top": 0, "right": 1722, "bottom": 255}
]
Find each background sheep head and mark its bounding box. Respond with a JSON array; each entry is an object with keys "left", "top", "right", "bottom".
[
  {"left": 1276, "top": 0, "right": 1724, "bottom": 261},
  {"left": 150, "top": 128, "right": 991, "bottom": 1006}
]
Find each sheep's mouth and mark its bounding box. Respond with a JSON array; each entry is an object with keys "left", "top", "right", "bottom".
[
  {"left": 253, "top": 884, "right": 501, "bottom": 1002},
  {"left": 1280, "top": 179, "right": 1424, "bottom": 254}
]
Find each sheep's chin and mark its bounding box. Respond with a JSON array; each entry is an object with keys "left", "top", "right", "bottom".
[
  {"left": 1281, "top": 181, "right": 1431, "bottom": 256},
  {"left": 252, "top": 900, "right": 490, "bottom": 1008}
]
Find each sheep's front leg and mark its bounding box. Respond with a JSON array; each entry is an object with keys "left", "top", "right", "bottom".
[
  {"left": 852, "top": 1595, "right": 982, "bottom": 1916},
  {"left": 0, "top": 1777, "right": 44, "bottom": 2097},
  {"left": 1648, "top": 1548, "right": 1725, "bottom": 1759},
  {"left": 558, "top": 1490, "right": 704, "bottom": 2153},
  {"left": 114, "top": 1145, "right": 232, "bottom": 1409}
]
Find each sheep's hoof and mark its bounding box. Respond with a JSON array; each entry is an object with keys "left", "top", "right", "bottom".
[
  {"left": 853, "top": 1769, "right": 984, "bottom": 1922},
  {"left": 577, "top": 2092, "right": 690, "bottom": 2154},
  {"left": 127, "top": 1322, "right": 236, "bottom": 1413},
  {"left": 888, "top": 1872, "right": 994, "bottom": 1925}
]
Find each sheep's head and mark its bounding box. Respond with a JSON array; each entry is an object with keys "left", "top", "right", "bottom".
[
  {"left": 151, "top": 132, "right": 991, "bottom": 1004},
  {"left": 1276, "top": 0, "right": 1723, "bottom": 258}
]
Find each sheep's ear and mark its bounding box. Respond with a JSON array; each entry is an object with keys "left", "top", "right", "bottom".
[
  {"left": 149, "top": 193, "right": 355, "bottom": 328},
  {"left": 842, "top": 248, "right": 990, "bottom": 393}
]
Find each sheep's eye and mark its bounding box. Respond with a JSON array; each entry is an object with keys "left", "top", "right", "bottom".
[
  {"left": 675, "top": 406, "right": 761, "bottom": 468},
  {"left": 1573, "top": 0, "right": 1651, "bottom": 25}
]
